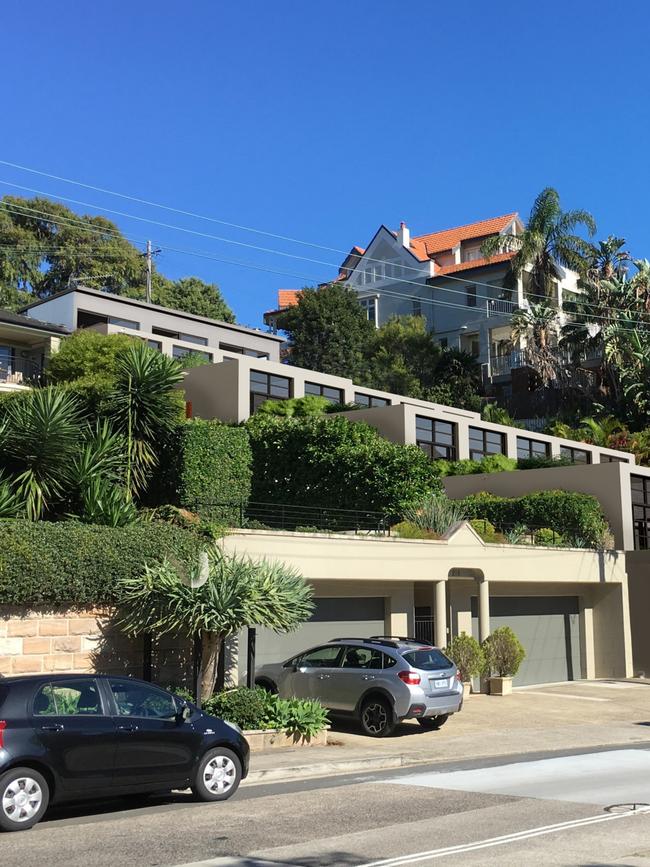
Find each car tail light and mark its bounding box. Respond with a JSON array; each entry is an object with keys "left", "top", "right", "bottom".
[
  {"left": 398, "top": 671, "right": 421, "bottom": 685},
  {"left": 455, "top": 670, "right": 462, "bottom": 681},
  {"left": 0, "top": 721, "right": 6, "bottom": 749}
]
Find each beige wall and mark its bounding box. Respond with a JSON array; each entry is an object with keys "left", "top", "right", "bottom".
[{"left": 622, "top": 550, "right": 650, "bottom": 675}]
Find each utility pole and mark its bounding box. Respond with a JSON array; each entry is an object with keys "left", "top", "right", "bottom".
[
  {"left": 143, "top": 240, "right": 161, "bottom": 304},
  {"left": 145, "top": 240, "right": 152, "bottom": 304}
]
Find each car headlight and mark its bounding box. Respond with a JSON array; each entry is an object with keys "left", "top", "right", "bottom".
[{"left": 223, "top": 720, "right": 242, "bottom": 734}]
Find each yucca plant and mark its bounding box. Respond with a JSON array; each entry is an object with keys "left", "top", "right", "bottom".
[
  {"left": 118, "top": 548, "right": 313, "bottom": 702},
  {"left": 77, "top": 477, "right": 139, "bottom": 527},
  {"left": 0, "top": 472, "right": 22, "bottom": 518},
  {"left": 0, "top": 387, "right": 83, "bottom": 519},
  {"left": 109, "top": 342, "right": 183, "bottom": 497}
]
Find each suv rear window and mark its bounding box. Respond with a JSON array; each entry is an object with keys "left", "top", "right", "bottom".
[{"left": 403, "top": 648, "right": 453, "bottom": 671}]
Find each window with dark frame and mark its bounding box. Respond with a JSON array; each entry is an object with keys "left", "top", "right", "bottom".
[
  {"left": 304, "top": 381, "right": 344, "bottom": 405},
  {"left": 416, "top": 416, "right": 457, "bottom": 461},
  {"left": 466, "top": 285, "right": 477, "bottom": 307},
  {"left": 354, "top": 392, "right": 390, "bottom": 408},
  {"left": 560, "top": 445, "right": 592, "bottom": 465},
  {"left": 172, "top": 346, "right": 212, "bottom": 362},
  {"left": 250, "top": 370, "right": 291, "bottom": 413},
  {"left": 603, "top": 455, "right": 629, "bottom": 463},
  {"left": 516, "top": 436, "right": 550, "bottom": 460},
  {"left": 632, "top": 475, "right": 650, "bottom": 550},
  {"left": 468, "top": 426, "right": 505, "bottom": 460}
]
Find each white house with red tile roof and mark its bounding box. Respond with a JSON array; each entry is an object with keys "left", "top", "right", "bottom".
[{"left": 336, "top": 213, "right": 581, "bottom": 383}]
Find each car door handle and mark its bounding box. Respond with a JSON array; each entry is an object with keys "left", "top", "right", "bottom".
[
  {"left": 361, "top": 675, "right": 376, "bottom": 681},
  {"left": 117, "top": 723, "right": 139, "bottom": 732},
  {"left": 40, "top": 723, "right": 64, "bottom": 732},
  {"left": 317, "top": 674, "right": 331, "bottom": 680}
]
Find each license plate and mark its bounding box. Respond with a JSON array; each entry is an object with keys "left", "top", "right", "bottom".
[{"left": 433, "top": 678, "right": 448, "bottom": 689}]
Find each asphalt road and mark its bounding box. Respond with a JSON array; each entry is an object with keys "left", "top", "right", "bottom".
[{"left": 3, "top": 744, "right": 650, "bottom": 867}]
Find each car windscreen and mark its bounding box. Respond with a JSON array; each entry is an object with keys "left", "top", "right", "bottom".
[{"left": 402, "top": 648, "right": 453, "bottom": 671}]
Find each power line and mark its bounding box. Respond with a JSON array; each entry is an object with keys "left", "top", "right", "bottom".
[
  {"left": 2, "top": 188, "right": 649, "bottom": 333},
  {"left": 0, "top": 183, "right": 641, "bottom": 322}
]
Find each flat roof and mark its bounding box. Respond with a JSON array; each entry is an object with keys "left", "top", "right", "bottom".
[
  {"left": 20, "top": 285, "right": 283, "bottom": 343},
  {"left": 0, "top": 307, "right": 70, "bottom": 336}
]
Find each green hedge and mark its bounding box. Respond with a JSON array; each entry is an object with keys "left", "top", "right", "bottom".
[
  {"left": 246, "top": 414, "right": 441, "bottom": 518},
  {"left": 461, "top": 490, "right": 608, "bottom": 546},
  {"left": 0, "top": 520, "right": 204, "bottom": 606},
  {"left": 158, "top": 420, "right": 252, "bottom": 521}
]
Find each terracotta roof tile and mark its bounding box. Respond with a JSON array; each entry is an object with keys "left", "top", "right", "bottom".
[
  {"left": 277, "top": 289, "right": 302, "bottom": 309},
  {"left": 413, "top": 213, "right": 518, "bottom": 256},
  {"left": 435, "top": 251, "right": 515, "bottom": 275}
]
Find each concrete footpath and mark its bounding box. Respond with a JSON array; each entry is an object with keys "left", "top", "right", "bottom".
[{"left": 245, "top": 678, "right": 650, "bottom": 784}]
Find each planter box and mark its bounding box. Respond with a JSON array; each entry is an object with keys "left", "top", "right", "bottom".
[
  {"left": 462, "top": 682, "right": 471, "bottom": 699},
  {"left": 489, "top": 676, "right": 513, "bottom": 696},
  {"left": 244, "top": 727, "right": 330, "bottom": 752}
]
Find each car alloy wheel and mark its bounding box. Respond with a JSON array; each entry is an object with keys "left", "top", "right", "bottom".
[
  {"left": 2, "top": 776, "right": 43, "bottom": 826},
  {"left": 361, "top": 699, "right": 393, "bottom": 737},
  {"left": 203, "top": 755, "right": 237, "bottom": 795}
]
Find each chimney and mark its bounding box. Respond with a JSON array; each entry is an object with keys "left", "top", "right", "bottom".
[{"left": 398, "top": 221, "right": 410, "bottom": 249}]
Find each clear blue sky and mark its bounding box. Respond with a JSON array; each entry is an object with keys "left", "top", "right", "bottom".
[{"left": 3, "top": 1, "right": 650, "bottom": 327}]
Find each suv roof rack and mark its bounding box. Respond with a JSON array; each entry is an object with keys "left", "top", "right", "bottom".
[
  {"left": 369, "top": 635, "right": 428, "bottom": 645},
  {"left": 330, "top": 637, "right": 401, "bottom": 649}
]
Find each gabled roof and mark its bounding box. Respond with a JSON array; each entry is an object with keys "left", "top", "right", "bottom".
[
  {"left": 277, "top": 289, "right": 301, "bottom": 309},
  {"left": 413, "top": 213, "right": 518, "bottom": 256},
  {"left": 435, "top": 251, "right": 516, "bottom": 276}
]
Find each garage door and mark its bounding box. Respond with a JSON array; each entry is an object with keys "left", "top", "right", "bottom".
[
  {"left": 471, "top": 596, "right": 582, "bottom": 686},
  {"left": 246, "top": 597, "right": 386, "bottom": 678}
]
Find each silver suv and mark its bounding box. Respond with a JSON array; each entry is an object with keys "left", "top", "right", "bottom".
[{"left": 255, "top": 636, "right": 463, "bottom": 737}]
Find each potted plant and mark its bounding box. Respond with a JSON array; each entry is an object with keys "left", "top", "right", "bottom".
[
  {"left": 482, "top": 626, "right": 526, "bottom": 695},
  {"left": 445, "top": 632, "right": 484, "bottom": 697}
]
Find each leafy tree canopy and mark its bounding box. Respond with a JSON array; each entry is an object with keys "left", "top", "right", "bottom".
[
  {"left": 46, "top": 329, "right": 137, "bottom": 384},
  {"left": 277, "top": 283, "right": 374, "bottom": 379},
  {"left": 0, "top": 196, "right": 235, "bottom": 322}
]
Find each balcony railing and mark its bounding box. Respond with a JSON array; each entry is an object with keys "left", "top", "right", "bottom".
[
  {"left": 0, "top": 358, "right": 43, "bottom": 386},
  {"left": 488, "top": 346, "right": 603, "bottom": 378},
  {"left": 191, "top": 500, "right": 391, "bottom": 535},
  {"left": 486, "top": 298, "right": 518, "bottom": 317}
]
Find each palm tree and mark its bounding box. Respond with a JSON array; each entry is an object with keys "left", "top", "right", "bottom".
[
  {"left": 509, "top": 301, "right": 562, "bottom": 386},
  {"left": 118, "top": 548, "right": 314, "bottom": 701},
  {"left": 482, "top": 188, "right": 596, "bottom": 298},
  {"left": 586, "top": 236, "right": 630, "bottom": 281}
]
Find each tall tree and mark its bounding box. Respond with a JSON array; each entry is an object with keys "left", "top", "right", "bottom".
[
  {"left": 482, "top": 187, "right": 596, "bottom": 298},
  {"left": 0, "top": 196, "right": 235, "bottom": 321},
  {"left": 277, "top": 282, "right": 374, "bottom": 378}
]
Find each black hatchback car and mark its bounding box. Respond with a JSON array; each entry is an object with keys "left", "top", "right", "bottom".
[{"left": 0, "top": 673, "right": 249, "bottom": 831}]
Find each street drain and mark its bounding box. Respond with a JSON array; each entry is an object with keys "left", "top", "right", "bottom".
[{"left": 604, "top": 803, "right": 650, "bottom": 814}]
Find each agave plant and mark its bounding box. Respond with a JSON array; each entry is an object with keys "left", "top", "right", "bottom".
[{"left": 403, "top": 493, "right": 467, "bottom": 535}]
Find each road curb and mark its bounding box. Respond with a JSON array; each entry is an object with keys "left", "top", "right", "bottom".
[{"left": 244, "top": 753, "right": 412, "bottom": 785}]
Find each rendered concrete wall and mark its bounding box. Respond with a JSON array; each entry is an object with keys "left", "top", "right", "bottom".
[{"left": 622, "top": 550, "right": 650, "bottom": 675}]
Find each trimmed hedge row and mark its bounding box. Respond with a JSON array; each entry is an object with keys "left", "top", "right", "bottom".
[
  {"left": 246, "top": 414, "right": 442, "bottom": 517},
  {"left": 460, "top": 490, "right": 608, "bottom": 545},
  {"left": 159, "top": 420, "right": 252, "bottom": 520},
  {"left": 0, "top": 520, "right": 204, "bottom": 606}
]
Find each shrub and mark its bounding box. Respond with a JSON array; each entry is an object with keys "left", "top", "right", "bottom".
[
  {"left": 441, "top": 455, "right": 517, "bottom": 477},
  {"left": 533, "top": 527, "right": 563, "bottom": 546},
  {"left": 461, "top": 490, "right": 608, "bottom": 547},
  {"left": 0, "top": 519, "right": 204, "bottom": 605},
  {"left": 480, "top": 454, "right": 517, "bottom": 474},
  {"left": 246, "top": 414, "right": 441, "bottom": 519},
  {"left": 203, "top": 687, "right": 268, "bottom": 730},
  {"left": 470, "top": 518, "right": 505, "bottom": 543},
  {"left": 204, "top": 687, "right": 329, "bottom": 738},
  {"left": 482, "top": 626, "right": 526, "bottom": 678},
  {"left": 445, "top": 633, "right": 484, "bottom": 682},
  {"left": 391, "top": 520, "right": 440, "bottom": 540},
  {"left": 403, "top": 493, "right": 466, "bottom": 535},
  {"left": 46, "top": 329, "right": 137, "bottom": 383},
  {"left": 516, "top": 454, "right": 573, "bottom": 470},
  {"left": 158, "top": 420, "right": 252, "bottom": 522}
]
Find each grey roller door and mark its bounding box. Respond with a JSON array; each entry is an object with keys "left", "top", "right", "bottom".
[
  {"left": 251, "top": 597, "right": 386, "bottom": 673},
  {"left": 471, "top": 596, "right": 582, "bottom": 686}
]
